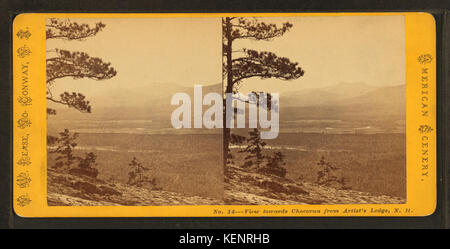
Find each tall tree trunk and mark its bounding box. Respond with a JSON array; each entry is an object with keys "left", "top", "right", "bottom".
[{"left": 223, "top": 18, "right": 233, "bottom": 174}]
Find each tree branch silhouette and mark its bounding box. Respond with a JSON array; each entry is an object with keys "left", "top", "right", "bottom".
[
  {"left": 46, "top": 49, "right": 116, "bottom": 114},
  {"left": 222, "top": 17, "right": 305, "bottom": 168},
  {"left": 46, "top": 18, "right": 106, "bottom": 41},
  {"left": 46, "top": 19, "right": 117, "bottom": 115}
]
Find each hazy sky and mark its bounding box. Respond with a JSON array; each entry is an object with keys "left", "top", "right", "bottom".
[
  {"left": 235, "top": 15, "right": 405, "bottom": 93},
  {"left": 47, "top": 17, "right": 222, "bottom": 101},
  {"left": 47, "top": 15, "right": 405, "bottom": 99}
]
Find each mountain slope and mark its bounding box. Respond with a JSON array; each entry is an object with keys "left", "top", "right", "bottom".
[
  {"left": 48, "top": 82, "right": 222, "bottom": 121},
  {"left": 47, "top": 169, "right": 223, "bottom": 206},
  {"left": 339, "top": 84, "right": 405, "bottom": 107},
  {"left": 225, "top": 164, "right": 405, "bottom": 205},
  {"left": 47, "top": 164, "right": 405, "bottom": 206},
  {"left": 281, "top": 82, "right": 377, "bottom": 107}
]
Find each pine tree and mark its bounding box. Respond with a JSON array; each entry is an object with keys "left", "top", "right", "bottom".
[
  {"left": 70, "top": 152, "right": 99, "bottom": 178},
  {"left": 49, "top": 129, "right": 79, "bottom": 169},
  {"left": 260, "top": 151, "right": 287, "bottom": 178},
  {"left": 46, "top": 19, "right": 117, "bottom": 115},
  {"left": 48, "top": 129, "right": 99, "bottom": 178},
  {"left": 315, "top": 156, "right": 348, "bottom": 189},
  {"left": 240, "top": 129, "right": 266, "bottom": 168},
  {"left": 127, "top": 157, "right": 156, "bottom": 188},
  {"left": 222, "top": 17, "right": 305, "bottom": 166}
]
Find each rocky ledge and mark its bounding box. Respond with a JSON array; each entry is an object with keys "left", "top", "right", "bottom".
[{"left": 224, "top": 164, "right": 405, "bottom": 205}]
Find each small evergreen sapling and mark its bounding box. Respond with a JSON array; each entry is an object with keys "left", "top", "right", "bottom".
[
  {"left": 48, "top": 129, "right": 79, "bottom": 169},
  {"left": 48, "top": 129, "right": 99, "bottom": 178},
  {"left": 238, "top": 128, "right": 288, "bottom": 178},
  {"left": 226, "top": 133, "right": 247, "bottom": 166},
  {"left": 259, "top": 151, "right": 287, "bottom": 178},
  {"left": 315, "top": 156, "right": 350, "bottom": 189},
  {"left": 240, "top": 128, "right": 266, "bottom": 168},
  {"left": 127, "top": 156, "right": 157, "bottom": 188},
  {"left": 70, "top": 152, "right": 99, "bottom": 178}
]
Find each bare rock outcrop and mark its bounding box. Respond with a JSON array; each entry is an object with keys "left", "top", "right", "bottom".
[
  {"left": 47, "top": 169, "right": 223, "bottom": 206},
  {"left": 224, "top": 164, "right": 405, "bottom": 205}
]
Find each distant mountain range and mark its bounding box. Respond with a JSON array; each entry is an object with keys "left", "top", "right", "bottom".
[
  {"left": 279, "top": 83, "right": 405, "bottom": 123},
  {"left": 280, "top": 82, "right": 404, "bottom": 107},
  {"left": 86, "top": 82, "right": 222, "bottom": 109},
  {"left": 48, "top": 83, "right": 222, "bottom": 120},
  {"left": 49, "top": 82, "right": 405, "bottom": 124}
]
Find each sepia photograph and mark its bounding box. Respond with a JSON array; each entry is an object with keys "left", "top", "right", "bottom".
[
  {"left": 45, "top": 15, "right": 406, "bottom": 206},
  {"left": 7, "top": 0, "right": 443, "bottom": 229},
  {"left": 46, "top": 17, "right": 224, "bottom": 206},
  {"left": 222, "top": 16, "right": 406, "bottom": 205}
]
